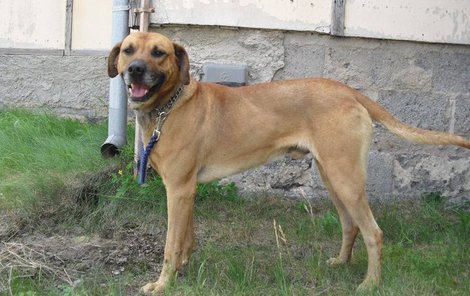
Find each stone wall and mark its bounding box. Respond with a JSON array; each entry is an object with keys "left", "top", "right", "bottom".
[
  {"left": 1, "top": 26, "right": 469, "bottom": 201},
  {"left": 0, "top": 53, "right": 109, "bottom": 121}
]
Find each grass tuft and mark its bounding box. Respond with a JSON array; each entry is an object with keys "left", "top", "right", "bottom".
[{"left": 0, "top": 109, "right": 109, "bottom": 210}]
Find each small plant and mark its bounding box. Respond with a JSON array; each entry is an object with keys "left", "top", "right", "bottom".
[
  {"left": 110, "top": 162, "right": 135, "bottom": 199},
  {"left": 314, "top": 210, "right": 340, "bottom": 236},
  {"left": 273, "top": 219, "right": 292, "bottom": 294},
  {"left": 97, "top": 138, "right": 168, "bottom": 206},
  {"left": 197, "top": 181, "right": 238, "bottom": 202},
  {"left": 421, "top": 191, "right": 445, "bottom": 207}
]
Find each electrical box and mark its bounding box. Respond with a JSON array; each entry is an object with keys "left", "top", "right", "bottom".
[{"left": 201, "top": 63, "right": 248, "bottom": 87}]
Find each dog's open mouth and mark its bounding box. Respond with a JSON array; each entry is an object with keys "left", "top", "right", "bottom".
[{"left": 128, "top": 83, "right": 160, "bottom": 103}]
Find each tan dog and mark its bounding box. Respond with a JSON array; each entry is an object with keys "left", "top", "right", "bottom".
[{"left": 107, "top": 32, "right": 470, "bottom": 294}]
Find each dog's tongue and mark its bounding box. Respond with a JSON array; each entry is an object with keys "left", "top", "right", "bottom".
[{"left": 130, "top": 83, "right": 149, "bottom": 97}]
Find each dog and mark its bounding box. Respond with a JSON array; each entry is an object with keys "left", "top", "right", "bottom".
[{"left": 107, "top": 31, "right": 470, "bottom": 294}]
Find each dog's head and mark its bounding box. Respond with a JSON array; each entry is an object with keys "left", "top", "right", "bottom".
[{"left": 107, "top": 32, "right": 190, "bottom": 110}]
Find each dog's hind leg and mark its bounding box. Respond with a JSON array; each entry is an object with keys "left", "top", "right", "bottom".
[
  {"left": 316, "top": 153, "right": 383, "bottom": 290},
  {"left": 311, "top": 105, "right": 383, "bottom": 290},
  {"left": 315, "top": 159, "right": 359, "bottom": 265}
]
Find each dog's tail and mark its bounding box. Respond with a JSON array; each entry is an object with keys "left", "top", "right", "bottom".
[{"left": 355, "top": 93, "right": 470, "bottom": 149}]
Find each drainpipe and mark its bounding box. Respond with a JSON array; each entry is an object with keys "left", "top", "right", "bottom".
[{"left": 101, "top": 0, "right": 130, "bottom": 158}]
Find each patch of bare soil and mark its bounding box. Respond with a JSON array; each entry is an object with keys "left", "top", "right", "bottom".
[
  {"left": 0, "top": 227, "right": 165, "bottom": 292},
  {"left": 0, "top": 167, "right": 170, "bottom": 293}
]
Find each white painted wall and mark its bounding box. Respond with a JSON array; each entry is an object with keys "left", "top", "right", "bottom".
[
  {"left": 0, "top": 0, "right": 66, "bottom": 49},
  {"left": 72, "top": 0, "right": 112, "bottom": 50},
  {"left": 0, "top": 0, "right": 469, "bottom": 50},
  {"left": 151, "top": 0, "right": 331, "bottom": 33},
  {"left": 345, "top": 0, "right": 470, "bottom": 44},
  {"left": 151, "top": 0, "right": 470, "bottom": 45}
]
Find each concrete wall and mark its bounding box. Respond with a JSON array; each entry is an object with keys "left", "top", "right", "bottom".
[
  {"left": 0, "top": 53, "right": 108, "bottom": 120},
  {"left": 1, "top": 26, "right": 469, "bottom": 201}
]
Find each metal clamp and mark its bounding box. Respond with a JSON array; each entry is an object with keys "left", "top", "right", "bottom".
[
  {"left": 113, "top": 5, "right": 130, "bottom": 12},
  {"left": 132, "top": 7, "right": 156, "bottom": 13}
]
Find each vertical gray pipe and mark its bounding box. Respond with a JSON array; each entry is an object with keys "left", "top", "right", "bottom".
[{"left": 101, "top": 0, "right": 130, "bottom": 158}]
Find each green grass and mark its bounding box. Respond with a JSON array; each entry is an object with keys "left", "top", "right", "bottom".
[
  {"left": 0, "top": 109, "right": 469, "bottom": 295},
  {"left": 0, "top": 109, "right": 109, "bottom": 209}
]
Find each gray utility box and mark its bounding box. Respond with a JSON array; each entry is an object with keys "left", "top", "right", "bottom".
[{"left": 201, "top": 63, "right": 248, "bottom": 86}]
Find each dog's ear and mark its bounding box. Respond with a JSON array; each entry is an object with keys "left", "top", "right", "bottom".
[
  {"left": 174, "top": 43, "right": 190, "bottom": 85},
  {"left": 107, "top": 42, "right": 122, "bottom": 78}
]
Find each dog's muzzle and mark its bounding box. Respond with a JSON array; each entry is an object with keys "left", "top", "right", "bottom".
[{"left": 123, "top": 59, "right": 166, "bottom": 103}]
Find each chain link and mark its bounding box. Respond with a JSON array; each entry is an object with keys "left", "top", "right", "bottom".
[
  {"left": 152, "top": 84, "right": 184, "bottom": 138},
  {"left": 155, "top": 84, "right": 184, "bottom": 114}
]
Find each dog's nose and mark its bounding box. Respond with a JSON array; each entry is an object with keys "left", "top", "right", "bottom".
[{"left": 127, "top": 60, "right": 146, "bottom": 77}]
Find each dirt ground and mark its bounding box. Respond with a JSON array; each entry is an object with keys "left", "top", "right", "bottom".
[{"left": 0, "top": 222, "right": 166, "bottom": 292}]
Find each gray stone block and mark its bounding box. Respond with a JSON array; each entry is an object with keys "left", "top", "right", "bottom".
[
  {"left": 159, "top": 27, "right": 285, "bottom": 83},
  {"left": 431, "top": 52, "right": 470, "bottom": 93},
  {"left": 273, "top": 44, "right": 325, "bottom": 80},
  {"left": 273, "top": 32, "right": 326, "bottom": 80},
  {"left": 373, "top": 90, "right": 454, "bottom": 153},
  {"left": 221, "top": 154, "right": 330, "bottom": 200},
  {"left": 323, "top": 43, "right": 421, "bottom": 91},
  {"left": 0, "top": 55, "right": 109, "bottom": 120},
  {"left": 367, "top": 151, "right": 394, "bottom": 200},
  {"left": 414, "top": 49, "right": 470, "bottom": 93},
  {"left": 377, "top": 90, "right": 450, "bottom": 131},
  {"left": 221, "top": 151, "right": 396, "bottom": 201},
  {"left": 454, "top": 94, "right": 470, "bottom": 136},
  {"left": 392, "top": 154, "right": 470, "bottom": 199},
  {"left": 390, "top": 63, "right": 432, "bottom": 91}
]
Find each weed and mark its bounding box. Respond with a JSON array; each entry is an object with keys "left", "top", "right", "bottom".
[
  {"left": 197, "top": 181, "right": 238, "bottom": 202},
  {"left": 273, "top": 219, "right": 292, "bottom": 295},
  {"left": 421, "top": 191, "right": 445, "bottom": 206},
  {"left": 316, "top": 210, "right": 340, "bottom": 236}
]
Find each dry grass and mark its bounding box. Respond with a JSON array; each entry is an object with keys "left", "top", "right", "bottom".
[{"left": 0, "top": 242, "right": 76, "bottom": 294}]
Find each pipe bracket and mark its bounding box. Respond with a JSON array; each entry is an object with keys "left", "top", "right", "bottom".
[{"left": 113, "top": 5, "right": 130, "bottom": 12}]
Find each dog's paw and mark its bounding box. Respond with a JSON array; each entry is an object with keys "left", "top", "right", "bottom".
[
  {"left": 356, "top": 276, "right": 379, "bottom": 291},
  {"left": 326, "top": 256, "right": 348, "bottom": 266},
  {"left": 141, "top": 281, "right": 165, "bottom": 295}
]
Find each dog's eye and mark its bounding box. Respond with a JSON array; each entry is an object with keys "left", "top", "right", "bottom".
[
  {"left": 152, "top": 48, "right": 166, "bottom": 58},
  {"left": 123, "top": 47, "right": 134, "bottom": 55}
]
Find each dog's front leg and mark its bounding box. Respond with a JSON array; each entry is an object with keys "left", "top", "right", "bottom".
[{"left": 141, "top": 180, "right": 196, "bottom": 294}]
